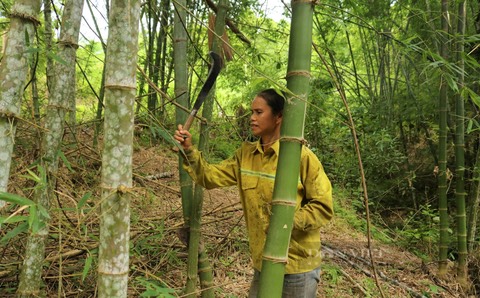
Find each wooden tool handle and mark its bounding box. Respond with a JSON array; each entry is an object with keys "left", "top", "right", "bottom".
[{"left": 183, "top": 109, "right": 197, "bottom": 131}]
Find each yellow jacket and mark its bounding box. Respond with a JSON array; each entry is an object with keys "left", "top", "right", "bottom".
[{"left": 183, "top": 140, "right": 333, "bottom": 274}]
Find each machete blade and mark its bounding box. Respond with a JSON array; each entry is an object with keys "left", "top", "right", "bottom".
[{"left": 184, "top": 51, "right": 223, "bottom": 130}]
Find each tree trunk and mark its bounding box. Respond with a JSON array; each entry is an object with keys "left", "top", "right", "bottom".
[
  {"left": 437, "top": 0, "right": 450, "bottom": 277},
  {"left": 96, "top": 0, "right": 140, "bottom": 296},
  {"left": 0, "top": 0, "right": 41, "bottom": 207},
  {"left": 16, "top": 0, "right": 84, "bottom": 296},
  {"left": 258, "top": 1, "right": 313, "bottom": 296}
]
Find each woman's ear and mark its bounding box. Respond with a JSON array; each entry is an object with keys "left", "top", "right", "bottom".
[{"left": 276, "top": 113, "right": 283, "bottom": 125}]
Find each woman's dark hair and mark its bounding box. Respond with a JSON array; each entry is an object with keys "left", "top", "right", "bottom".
[{"left": 256, "top": 88, "right": 285, "bottom": 116}]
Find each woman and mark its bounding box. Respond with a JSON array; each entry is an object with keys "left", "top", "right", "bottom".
[{"left": 174, "top": 89, "right": 333, "bottom": 297}]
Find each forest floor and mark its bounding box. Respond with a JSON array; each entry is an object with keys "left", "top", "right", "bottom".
[{"left": 0, "top": 127, "right": 476, "bottom": 297}]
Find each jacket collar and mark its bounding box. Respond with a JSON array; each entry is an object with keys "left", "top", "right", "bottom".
[{"left": 254, "top": 139, "right": 280, "bottom": 155}]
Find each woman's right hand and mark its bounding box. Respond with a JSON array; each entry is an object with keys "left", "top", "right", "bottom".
[{"left": 174, "top": 124, "right": 193, "bottom": 152}]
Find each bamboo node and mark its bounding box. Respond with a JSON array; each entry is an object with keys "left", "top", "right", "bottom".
[
  {"left": 279, "top": 136, "right": 307, "bottom": 145},
  {"left": 117, "top": 184, "right": 130, "bottom": 194},
  {"left": 0, "top": 110, "right": 17, "bottom": 120},
  {"left": 272, "top": 199, "right": 297, "bottom": 207},
  {"left": 58, "top": 40, "right": 79, "bottom": 49},
  {"left": 198, "top": 267, "right": 212, "bottom": 274},
  {"left": 9, "top": 11, "right": 41, "bottom": 26},
  {"left": 286, "top": 70, "right": 311, "bottom": 78},
  {"left": 262, "top": 255, "right": 288, "bottom": 264},
  {"left": 47, "top": 103, "right": 72, "bottom": 112},
  {"left": 104, "top": 84, "right": 137, "bottom": 91},
  {"left": 100, "top": 184, "right": 134, "bottom": 194},
  {"left": 97, "top": 270, "right": 129, "bottom": 276}
]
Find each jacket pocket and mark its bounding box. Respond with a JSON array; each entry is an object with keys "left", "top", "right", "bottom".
[
  {"left": 289, "top": 231, "right": 322, "bottom": 259},
  {"left": 241, "top": 174, "right": 259, "bottom": 191}
]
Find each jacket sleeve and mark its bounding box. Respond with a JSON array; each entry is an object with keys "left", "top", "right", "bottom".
[
  {"left": 293, "top": 148, "right": 334, "bottom": 231},
  {"left": 183, "top": 147, "right": 239, "bottom": 189}
]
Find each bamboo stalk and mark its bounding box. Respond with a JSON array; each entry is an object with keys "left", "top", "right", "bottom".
[
  {"left": 454, "top": 0, "right": 468, "bottom": 287},
  {"left": 258, "top": 1, "right": 313, "bottom": 296}
]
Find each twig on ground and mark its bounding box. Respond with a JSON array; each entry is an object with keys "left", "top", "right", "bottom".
[{"left": 323, "top": 245, "right": 429, "bottom": 298}]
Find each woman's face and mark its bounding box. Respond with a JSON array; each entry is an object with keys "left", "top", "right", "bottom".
[{"left": 250, "top": 96, "right": 282, "bottom": 138}]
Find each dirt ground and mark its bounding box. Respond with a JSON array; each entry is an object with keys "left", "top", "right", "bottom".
[{"left": 0, "top": 135, "right": 474, "bottom": 297}]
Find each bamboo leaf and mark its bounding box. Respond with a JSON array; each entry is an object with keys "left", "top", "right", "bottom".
[
  {"left": 150, "top": 125, "right": 186, "bottom": 155},
  {"left": 464, "top": 56, "right": 480, "bottom": 71},
  {"left": 136, "top": 277, "right": 176, "bottom": 298},
  {"left": 82, "top": 253, "right": 93, "bottom": 281},
  {"left": 58, "top": 150, "right": 74, "bottom": 172},
  {"left": 257, "top": 53, "right": 264, "bottom": 63},
  {"left": 24, "top": 47, "right": 40, "bottom": 54},
  {"left": 37, "top": 205, "right": 51, "bottom": 221},
  {"left": 0, "top": 205, "right": 30, "bottom": 228},
  {"left": 78, "top": 192, "right": 92, "bottom": 209},
  {"left": 0, "top": 192, "right": 35, "bottom": 206},
  {"left": 0, "top": 222, "right": 29, "bottom": 246},
  {"left": 28, "top": 205, "right": 39, "bottom": 232},
  {"left": 464, "top": 33, "right": 480, "bottom": 43},
  {"left": 150, "top": 125, "right": 177, "bottom": 147},
  {"left": 37, "top": 165, "right": 47, "bottom": 186},
  {"left": 24, "top": 27, "right": 30, "bottom": 46},
  {"left": 467, "top": 88, "right": 480, "bottom": 108},
  {"left": 467, "top": 119, "right": 473, "bottom": 134},
  {"left": 444, "top": 74, "right": 458, "bottom": 92},
  {"left": 22, "top": 168, "right": 41, "bottom": 183},
  {"left": 251, "top": 77, "right": 268, "bottom": 87},
  {"left": 46, "top": 51, "right": 68, "bottom": 65},
  {"left": 0, "top": 215, "right": 28, "bottom": 224}
]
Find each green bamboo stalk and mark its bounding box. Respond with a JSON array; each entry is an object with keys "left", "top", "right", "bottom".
[
  {"left": 454, "top": 0, "right": 467, "bottom": 286},
  {"left": 173, "top": 0, "right": 197, "bottom": 295},
  {"left": 96, "top": 0, "right": 140, "bottom": 297},
  {"left": 437, "top": 0, "right": 450, "bottom": 277},
  {"left": 258, "top": 1, "right": 313, "bottom": 297},
  {"left": 152, "top": 0, "right": 170, "bottom": 118},
  {"left": 467, "top": 143, "right": 480, "bottom": 253},
  {"left": 173, "top": 0, "right": 193, "bottom": 226},
  {"left": 198, "top": 248, "right": 215, "bottom": 294},
  {"left": 147, "top": 0, "right": 159, "bottom": 117},
  {"left": 182, "top": 1, "right": 227, "bottom": 296},
  {"left": 196, "top": 3, "right": 228, "bottom": 297},
  {"left": 184, "top": 184, "right": 203, "bottom": 297},
  {"left": 43, "top": 0, "right": 54, "bottom": 93}
]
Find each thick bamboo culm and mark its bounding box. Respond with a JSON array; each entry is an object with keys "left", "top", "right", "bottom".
[{"left": 257, "top": 1, "right": 314, "bottom": 297}]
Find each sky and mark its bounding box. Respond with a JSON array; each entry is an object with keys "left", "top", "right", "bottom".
[
  {"left": 80, "top": 1, "right": 108, "bottom": 43},
  {"left": 79, "top": 0, "right": 287, "bottom": 43}
]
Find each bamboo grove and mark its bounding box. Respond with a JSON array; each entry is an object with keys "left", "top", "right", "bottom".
[{"left": 0, "top": 0, "right": 480, "bottom": 296}]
